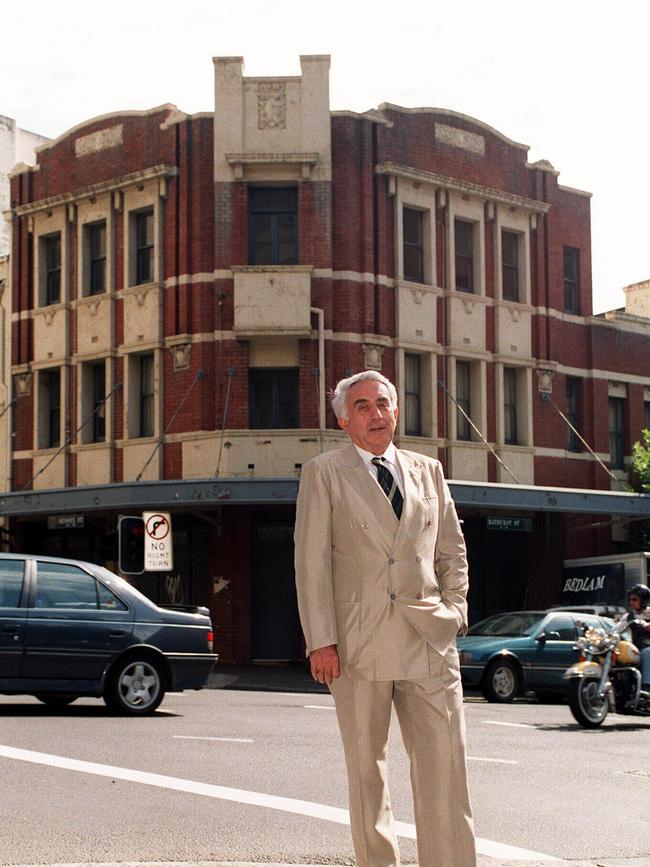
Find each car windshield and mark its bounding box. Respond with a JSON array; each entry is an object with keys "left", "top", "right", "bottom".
[{"left": 467, "top": 611, "right": 545, "bottom": 637}]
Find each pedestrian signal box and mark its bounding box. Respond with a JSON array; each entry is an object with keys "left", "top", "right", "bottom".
[{"left": 118, "top": 516, "right": 145, "bottom": 574}]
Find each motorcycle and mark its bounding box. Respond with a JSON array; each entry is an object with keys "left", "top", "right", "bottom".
[{"left": 564, "top": 612, "right": 650, "bottom": 728}]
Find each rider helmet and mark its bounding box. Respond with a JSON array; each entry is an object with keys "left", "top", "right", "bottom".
[{"left": 627, "top": 583, "right": 650, "bottom": 605}]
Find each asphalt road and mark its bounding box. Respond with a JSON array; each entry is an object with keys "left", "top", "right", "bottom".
[{"left": 0, "top": 687, "right": 648, "bottom": 866}]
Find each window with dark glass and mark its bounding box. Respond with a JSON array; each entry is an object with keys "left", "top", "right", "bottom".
[
  {"left": 42, "top": 233, "right": 61, "bottom": 305},
  {"left": 35, "top": 562, "right": 99, "bottom": 609},
  {"left": 135, "top": 209, "right": 154, "bottom": 285},
  {"left": 40, "top": 368, "right": 61, "bottom": 449},
  {"left": 563, "top": 246, "right": 580, "bottom": 313},
  {"left": 403, "top": 208, "right": 424, "bottom": 283},
  {"left": 87, "top": 221, "right": 106, "bottom": 295},
  {"left": 249, "top": 368, "right": 299, "bottom": 429},
  {"left": 0, "top": 560, "right": 25, "bottom": 608},
  {"left": 609, "top": 396, "right": 625, "bottom": 469},
  {"left": 138, "top": 353, "right": 154, "bottom": 438},
  {"left": 502, "top": 230, "right": 519, "bottom": 302},
  {"left": 248, "top": 187, "right": 298, "bottom": 266},
  {"left": 503, "top": 367, "right": 518, "bottom": 445},
  {"left": 91, "top": 361, "right": 106, "bottom": 443},
  {"left": 544, "top": 615, "right": 578, "bottom": 641},
  {"left": 456, "top": 361, "right": 472, "bottom": 440},
  {"left": 455, "top": 220, "right": 474, "bottom": 292},
  {"left": 404, "top": 354, "right": 422, "bottom": 436},
  {"left": 566, "top": 377, "right": 581, "bottom": 452},
  {"left": 645, "top": 400, "right": 650, "bottom": 434}
]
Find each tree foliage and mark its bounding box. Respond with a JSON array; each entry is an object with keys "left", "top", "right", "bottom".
[{"left": 629, "top": 429, "right": 650, "bottom": 550}]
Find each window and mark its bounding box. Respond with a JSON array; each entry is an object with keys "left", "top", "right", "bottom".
[
  {"left": 134, "top": 209, "right": 154, "bottom": 285},
  {"left": 0, "top": 560, "right": 25, "bottom": 608},
  {"left": 138, "top": 353, "right": 154, "bottom": 438},
  {"left": 34, "top": 562, "right": 125, "bottom": 610},
  {"left": 86, "top": 221, "right": 106, "bottom": 296},
  {"left": 249, "top": 368, "right": 299, "bottom": 429},
  {"left": 455, "top": 220, "right": 474, "bottom": 292},
  {"left": 404, "top": 354, "right": 422, "bottom": 436},
  {"left": 248, "top": 187, "right": 298, "bottom": 266},
  {"left": 502, "top": 230, "right": 519, "bottom": 302},
  {"left": 456, "top": 361, "right": 472, "bottom": 440},
  {"left": 566, "top": 377, "right": 581, "bottom": 452},
  {"left": 38, "top": 368, "right": 61, "bottom": 449},
  {"left": 503, "top": 367, "right": 518, "bottom": 445},
  {"left": 42, "top": 233, "right": 61, "bottom": 305},
  {"left": 609, "top": 397, "right": 625, "bottom": 469},
  {"left": 403, "top": 208, "right": 424, "bottom": 283},
  {"left": 91, "top": 361, "right": 106, "bottom": 443},
  {"left": 544, "top": 615, "right": 578, "bottom": 641},
  {"left": 644, "top": 400, "right": 650, "bottom": 434},
  {"left": 563, "top": 247, "right": 580, "bottom": 313}
]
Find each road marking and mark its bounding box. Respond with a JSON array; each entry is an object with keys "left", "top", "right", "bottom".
[
  {"left": 467, "top": 756, "right": 517, "bottom": 764},
  {"left": 483, "top": 720, "right": 534, "bottom": 729},
  {"left": 173, "top": 736, "right": 254, "bottom": 744},
  {"left": 304, "top": 704, "right": 336, "bottom": 710},
  {"left": 0, "top": 743, "right": 559, "bottom": 863}
]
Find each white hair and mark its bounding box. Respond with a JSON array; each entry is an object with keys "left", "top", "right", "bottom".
[{"left": 331, "top": 370, "right": 398, "bottom": 420}]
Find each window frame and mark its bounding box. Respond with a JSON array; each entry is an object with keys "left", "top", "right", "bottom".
[
  {"left": 501, "top": 230, "right": 520, "bottom": 303},
  {"left": 86, "top": 220, "right": 107, "bottom": 296},
  {"left": 563, "top": 246, "right": 580, "bottom": 314},
  {"left": 138, "top": 353, "right": 155, "bottom": 439},
  {"left": 248, "top": 186, "right": 298, "bottom": 266},
  {"left": 134, "top": 208, "right": 154, "bottom": 286},
  {"left": 404, "top": 353, "right": 422, "bottom": 436},
  {"left": 249, "top": 367, "right": 299, "bottom": 429},
  {"left": 566, "top": 377, "right": 582, "bottom": 452},
  {"left": 503, "top": 367, "right": 518, "bottom": 445},
  {"left": 42, "top": 233, "right": 62, "bottom": 306},
  {"left": 608, "top": 396, "right": 625, "bottom": 470},
  {"left": 402, "top": 207, "right": 425, "bottom": 284},
  {"left": 454, "top": 219, "right": 475, "bottom": 293},
  {"left": 456, "top": 360, "right": 472, "bottom": 441}
]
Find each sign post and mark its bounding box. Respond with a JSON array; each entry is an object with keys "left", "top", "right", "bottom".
[{"left": 143, "top": 511, "right": 173, "bottom": 572}]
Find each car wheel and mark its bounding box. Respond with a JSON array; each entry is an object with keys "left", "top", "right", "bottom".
[
  {"left": 568, "top": 677, "right": 608, "bottom": 728},
  {"left": 481, "top": 658, "right": 520, "bottom": 702},
  {"left": 104, "top": 656, "right": 165, "bottom": 716},
  {"left": 34, "top": 694, "right": 78, "bottom": 707}
]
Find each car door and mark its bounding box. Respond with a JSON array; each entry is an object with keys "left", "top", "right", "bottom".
[
  {"left": 0, "top": 559, "right": 28, "bottom": 677},
  {"left": 22, "top": 560, "right": 134, "bottom": 681},
  {"left": 529, "top": 614, "right": 579, "bottom": 690}
]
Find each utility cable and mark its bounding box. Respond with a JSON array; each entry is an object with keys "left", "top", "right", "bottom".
[
  {"left": 437, "top": 380, "right": 522, "bottom": 485},
  {"left": 214, "top": 367, "right": 235, "bottom": 477},
  {"left": 20, "top": 382, "right": 122, "bottom": 492},
  {"left": 0, "top": 399, "right": 16, "bottom": 421},
  {"left": 136, "top": 368, "right": 205, "bottom": 482}
]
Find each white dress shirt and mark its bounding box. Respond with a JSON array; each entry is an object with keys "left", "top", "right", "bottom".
[{"left": 353, "top": 442, "right": 404, "bottom": 497}]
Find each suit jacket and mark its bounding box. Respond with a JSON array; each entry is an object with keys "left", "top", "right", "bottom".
[{"left": 294, "top": 442, "right": 469, "bottom": 680}]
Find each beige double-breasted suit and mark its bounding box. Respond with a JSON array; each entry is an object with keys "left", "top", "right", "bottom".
[{"left": 295, "top": 442, "right": 477, "bottom": 867}]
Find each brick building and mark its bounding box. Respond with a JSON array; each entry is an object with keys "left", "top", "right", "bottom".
[{"left": 3, "top": 56, "right": 650, "bottom": 662}]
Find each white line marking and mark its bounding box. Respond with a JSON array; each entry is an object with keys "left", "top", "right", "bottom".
[
  {"left": 304, "top": 704, "right": 336, "bottom": 710},
  {"left": 173, "top": 735, "right": 254, "bottom": 744},
  {"left": 0, "top": 743, "right": 558, "bottom": 863},
  {"left": 467, "top": 756, "right": 517, "bottom": 765},
  {"left": 483, "top": 720, "right": 534, "bottom": 729}
]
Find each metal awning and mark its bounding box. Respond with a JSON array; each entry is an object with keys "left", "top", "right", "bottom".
[{"left": 0, "top": 477, "right": 649, "bottom": 517}]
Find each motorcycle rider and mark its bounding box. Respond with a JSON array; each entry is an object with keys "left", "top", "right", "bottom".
[{"left": 626, "top": 584, "right": 650, "bottom": 690}]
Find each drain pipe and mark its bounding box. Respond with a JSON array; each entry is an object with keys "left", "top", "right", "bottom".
[{"left": 311, "top": 306, "right": 325, "bottom": 449}]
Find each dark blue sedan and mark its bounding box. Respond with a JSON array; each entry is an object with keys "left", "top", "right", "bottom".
[
  {"left": 457, "top": 609, "right": 614, "bottom": 702},
  {"left": 0, "top": 553, "right": 217, "bottom": 714}
]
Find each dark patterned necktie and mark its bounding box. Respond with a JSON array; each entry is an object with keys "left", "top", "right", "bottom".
[{"left": 371, "top": 457, "right": 404, "bottom": 519}]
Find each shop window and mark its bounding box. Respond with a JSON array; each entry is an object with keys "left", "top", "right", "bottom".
[
  {"left": 455, "top": 220, "right": 474, "bottom": 293},
  {"left": 404, "top": 353, "right": 422, "bottom": 436},
  {"left": 248, "top": 187, "right": 298, "bottom": 266},
  {"left": 403, "top": 208, "right": 424, "bottom": 283},
  {"left": 40, "top": 233, "right": 61, "bottom": 306},
  {"left": 249, "top": 368, "right": 299, "bottom": 429},
  {"left": 502, "top": 230, "right": 520, "bottom": 302},
  {"left": 85, "top": 221, "right": 106, "bottom": 296},
  {"left": 563, "top": 247, "right": 580, "bottom": 313}
]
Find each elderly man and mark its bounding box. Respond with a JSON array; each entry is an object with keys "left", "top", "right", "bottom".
[{"left": 294, "top": 370, "right": 476, "bottom": 867}]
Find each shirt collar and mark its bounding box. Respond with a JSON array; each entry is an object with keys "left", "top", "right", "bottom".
[{"left": 354, "top": 441, "right": 398, "bottom": 467}]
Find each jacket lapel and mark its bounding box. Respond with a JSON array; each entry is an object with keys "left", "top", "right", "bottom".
[
  {"left": 393, "top": 449, "right": 422, "bottom": 552},
  {"left": 340, "top": 443, "right": 399, "bottom": 549}
]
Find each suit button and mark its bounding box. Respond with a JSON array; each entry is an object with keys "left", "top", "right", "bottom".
[
  {"left": 426, "top": 520, "right": 432, "bottom": 527},
  {"left": 387, "top": 557, "right": 395, "bottom": 565},
  {"left": 416, "top": 592, "right": 423, "bottom": 600},
  {"left": 361, "top": 522, "right": 369, "bottom": 530},
  {"left": 415, "top": 555, "right": 422, "bottom": 563},
  {"left": 389, "top": 592, "right": 397, "bottom": 600}
]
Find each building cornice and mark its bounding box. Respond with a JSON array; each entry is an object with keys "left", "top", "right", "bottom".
[
  {"left": 11, "top": 164, "right": 179, "bottom": 218},
  {"left": 376, "top": 162, "right": 551, "bottom": 214}
]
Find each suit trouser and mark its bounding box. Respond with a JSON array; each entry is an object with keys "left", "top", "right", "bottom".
[{"left": 329, "top": 646, "right": 477, "bottom": 867}]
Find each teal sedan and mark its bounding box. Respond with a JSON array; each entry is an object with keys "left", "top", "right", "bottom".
[{"left": 457, "top": 610, "right": 614, "bottom": 702}]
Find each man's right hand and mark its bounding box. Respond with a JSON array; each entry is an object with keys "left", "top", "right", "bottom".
[{"left": 309, "top": 644, "right": 341, "bottom": 685}]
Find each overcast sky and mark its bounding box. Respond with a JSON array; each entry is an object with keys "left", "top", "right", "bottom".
[{"left": 2, "top": 0, "right": 648, "bottom": 314}]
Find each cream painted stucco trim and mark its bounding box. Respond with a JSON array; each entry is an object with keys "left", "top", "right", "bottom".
[
  {"left": 556, "top": 364, "right": 650, "bottom": 387},
  {"left": 376, "top": 162, "right": 551, "bottom": 214},
  {"left": 12, "top": 165, "right": 178, "bottom": 218},
  {"left": 535, "top": 447, "right": 611, "bottom": 461}
]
